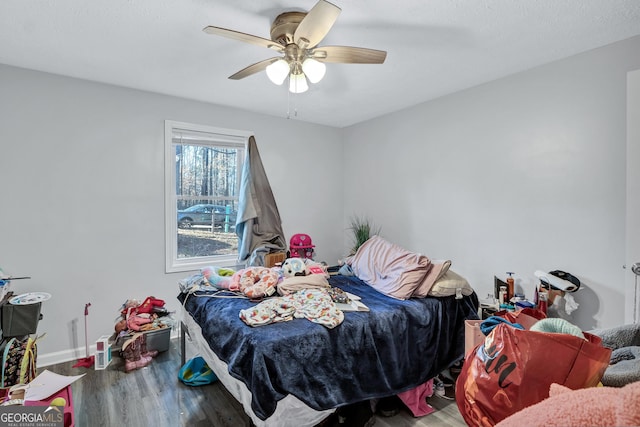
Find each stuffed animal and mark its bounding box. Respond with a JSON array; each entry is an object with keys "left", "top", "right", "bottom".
[
  {"left": 282, "top": 258, "right": 308, "bottom": 277},
  {"left": 115, "top": 319, "right": 128, "bottom": 334},
  {"left": 201, "top": 266, "right": 236, "bottom": 290}
]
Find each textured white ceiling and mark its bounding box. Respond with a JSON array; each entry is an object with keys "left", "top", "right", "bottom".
[{"left": 2, "top": 0, "right": 640, "bottom": 127}]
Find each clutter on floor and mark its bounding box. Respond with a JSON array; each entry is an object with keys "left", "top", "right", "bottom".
[
  {"left": 457, "top": 269, "right": 640, "bottom": 426},
  {"left": 121, "top": 332, "right": 158, "bottom": 372},
  {"left": 178, "top": 356, "right": 217, "bottom": 386},
  {"left": 1, "top": 369, "right": 83, "bottom": 427},
  {"left": 73, "top": 302, "right": 95, "bottom": 368},
  {"left": 114, "top": 296, "right": 174, "bottom": 372},
  {"left": 320, "top": 360, "right": 462, "bottom": 426},
  {"left": 0, "top": 271, "right": 47, "bottom": 388},
  {"left": 457, "top": 307, "right": 612, "bottom": 426}
]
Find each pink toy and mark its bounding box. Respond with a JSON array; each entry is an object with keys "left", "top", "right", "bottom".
[{"left": 289, "top": 233, "right": 315, "bottom": 259}]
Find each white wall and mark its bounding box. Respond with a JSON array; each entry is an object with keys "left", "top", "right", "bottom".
[
  {"left": 0, "top": 64, "right": 343, "bottom": 364},
  {"left": 343, "top": 35, "right": 640, "bottom": 330},
  {"left": 626, "top": 69, "right": 640, "bottom": 324},
  {"left": 3, "top": 35, "right": 639, "bottom": 364}
]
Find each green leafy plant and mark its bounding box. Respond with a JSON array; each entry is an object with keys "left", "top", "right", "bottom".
[{"left": 348, "top": 216, "right": 381, "bottom": 255}]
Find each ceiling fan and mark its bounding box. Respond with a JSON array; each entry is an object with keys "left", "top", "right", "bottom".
[{"left": 203, "top": 0, "right": 387, "bottom": 93}]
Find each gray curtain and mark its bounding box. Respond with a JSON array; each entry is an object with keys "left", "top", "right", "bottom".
[{"left": 236, "top": 136, "right": 286, "bottom": 266}]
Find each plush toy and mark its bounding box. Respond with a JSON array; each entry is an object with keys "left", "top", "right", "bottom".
[
  {"left": 201, "top": 266, "right": 236, "bottom": 290},
  {"left": 282, "top": 258, "right": 308, "bottom": 278},
  {"left": 115, "top": 319, "right": 128, "bottom": 334}
]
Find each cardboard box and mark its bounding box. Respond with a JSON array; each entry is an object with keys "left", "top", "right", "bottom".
[
  {"left": 265, "top": 252, "right": 286, "bottom": 268},
  {"left": 464, "top": 319, "right": 484, "bottom": 356}
]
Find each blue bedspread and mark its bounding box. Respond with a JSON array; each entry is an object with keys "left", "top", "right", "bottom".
[{"left": 178, "top": 275, "right": 478, "bottom": 420}]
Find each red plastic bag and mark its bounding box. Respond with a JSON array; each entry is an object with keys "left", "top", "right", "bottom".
[{"left": 455, "top": 322, "right": 612, "bottom": 427}]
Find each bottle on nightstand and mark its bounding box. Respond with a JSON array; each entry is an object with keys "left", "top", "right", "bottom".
[
  {"left": 506, "top": 272, "right": 515, "bottom": 302},
  {"left": 538, "top": 291, "right": 548, "bottom": 315},
  {"left": 499, "top": 286, "right": 507, "bottom": 305}
]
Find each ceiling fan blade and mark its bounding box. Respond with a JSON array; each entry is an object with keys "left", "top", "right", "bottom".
[
  {"left": 312, "top": 46, "right": 387, "bottom": 64},
  {"left": 203, "top": 26, "right": 284, "bottom": 52},
  {"left": 228, "top": 57, "right": 280, "bottom": 80},
  {"left": 294, "top": 0, "right": 341, "bottom": 49}
]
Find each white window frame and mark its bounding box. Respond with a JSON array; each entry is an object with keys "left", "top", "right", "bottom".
[{"left": 164, "top": 120, "right": 252, "bottom": 273}]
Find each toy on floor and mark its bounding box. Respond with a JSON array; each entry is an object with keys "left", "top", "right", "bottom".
[{"left": 72, "top": 302, "right": 94, "bottom": 368}]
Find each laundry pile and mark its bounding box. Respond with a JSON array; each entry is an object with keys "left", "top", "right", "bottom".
[{"left": 113, "top": 296, "right": 174, "bottom": 372}]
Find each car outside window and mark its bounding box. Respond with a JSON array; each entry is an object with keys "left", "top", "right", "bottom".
[{"left": 164, "top": 120, "right": 249, "bottom": 273}]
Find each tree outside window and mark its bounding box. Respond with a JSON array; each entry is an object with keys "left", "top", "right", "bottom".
[{"left": 165, "top": 121, "right": 249, "bottom": 272}]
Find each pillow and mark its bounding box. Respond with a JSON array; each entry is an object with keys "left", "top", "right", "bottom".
[
  {"left": 427, "top": 270, "right": 474, "bottom": 298},
  {"left": 495, "top": 381, "right": 640, "bottom": 427},
  {"left": 348, "top": 235, "right": 431, "bottom": 300},
  {"left": 412, "top": 259, "right": 451, "bottom": 298}
]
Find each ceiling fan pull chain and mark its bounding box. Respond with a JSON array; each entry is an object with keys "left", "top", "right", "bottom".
[
  {"left": 287, "top": 85, "right": 291, "bottom": 119},
  {"left": 286, "top": 83, "right": 299, "bottom": 119}
]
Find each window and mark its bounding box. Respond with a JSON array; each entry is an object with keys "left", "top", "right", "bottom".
[{"left": 165, "top": 120, "right": 250, "bottom": 273}]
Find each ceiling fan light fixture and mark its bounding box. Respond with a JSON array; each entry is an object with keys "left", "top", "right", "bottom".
[
  {"left": 266, "top": 59, "right": 290, "bottom": 85},
  {"left": 289, "top": 72, "right": 309, "bottom": 93},
  {"left": 205, "top": 0, "right": 387, "bottom": 97},
  {"left": 301, "top": 58, "right": 326, "bottom": 84}
]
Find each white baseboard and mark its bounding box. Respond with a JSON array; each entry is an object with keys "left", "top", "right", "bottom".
[
  {"left": 38, "top": 348, "right": 91, "bottom": 368},
  {"left": 38, "top": 330, "right": 180, "bottom": 367}
]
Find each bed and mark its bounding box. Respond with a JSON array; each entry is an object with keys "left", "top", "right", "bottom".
[{"left": 178, "top": 273, "right": 479, "bottom": 427}]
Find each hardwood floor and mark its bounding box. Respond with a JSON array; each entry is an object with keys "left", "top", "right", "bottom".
[{"left": 42, "top": 339, "right": 467, "bottom": 427}]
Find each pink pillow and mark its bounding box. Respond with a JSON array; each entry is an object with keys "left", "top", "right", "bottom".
[
  {"left": 412, "top": 260, "right": 451, "bottom": 298},
  {"left": 348, "top": 236, "right": 431, "bottom": 300},
  {"left": 495, "top": 382, "right": 640, "bottom": 427}
]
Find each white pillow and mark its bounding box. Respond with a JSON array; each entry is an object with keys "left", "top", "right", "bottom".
[
  {"left": 428, "top": 270, "right": 474, "bottom": 298},
  {"left": 412, "top": 260, "right": 451, "bottom": 298}
]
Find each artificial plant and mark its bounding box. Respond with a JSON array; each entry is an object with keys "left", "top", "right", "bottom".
[{"left": 348, "top": 216, "right": 381, "bottom": 255}]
